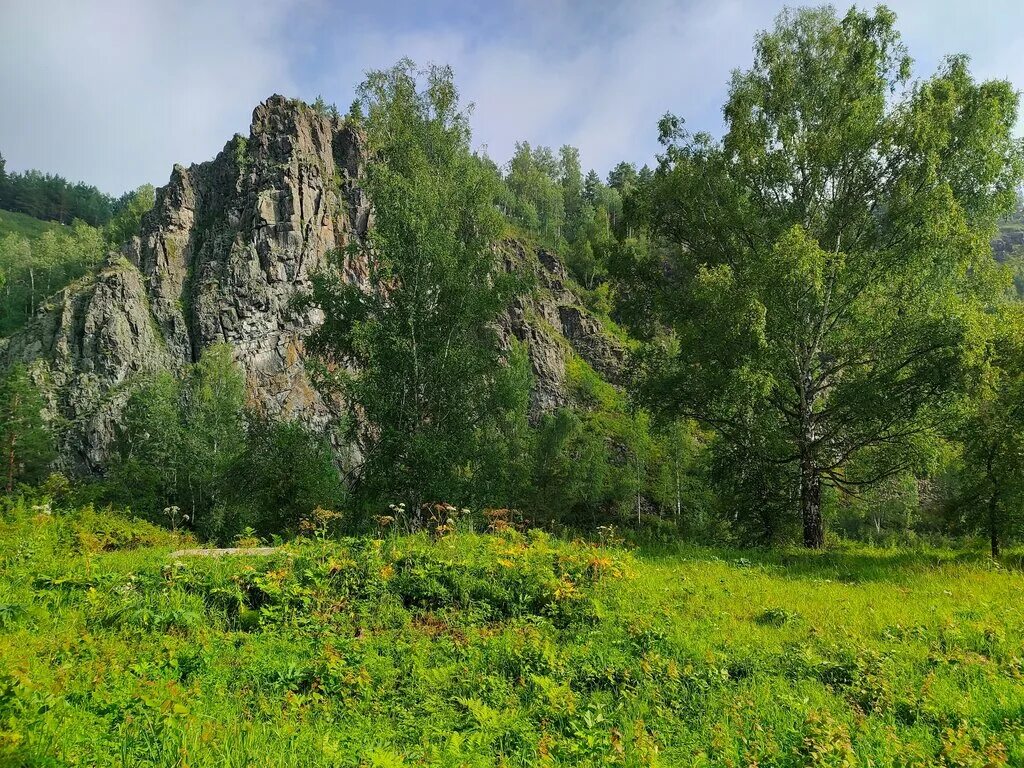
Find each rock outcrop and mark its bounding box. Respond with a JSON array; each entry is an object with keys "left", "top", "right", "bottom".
[
  {"left": 0, "top": 95, "right": 622, "bottom": 471},
  {"left": 0, "top": 257, "right": 174, "bottom": 467},
  {"left": 500, "top": 242, "right": 624, "bottom": 415},
  {"left": 994, "top": 227, "right": 1024, "bottom": 261}
]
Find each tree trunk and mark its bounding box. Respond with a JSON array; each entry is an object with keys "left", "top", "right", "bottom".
[
  {"left": 801, "top": 456, "right": 824, "bottom": 549},
  {"left": 796, "top": 360, "right": 824, "bottom": 549},
  {"left": 674, "top": 458, "right": 681, "bottom": 519},
  {"left": 988, "top": 492, "right": 1000, "bottom": 559}
]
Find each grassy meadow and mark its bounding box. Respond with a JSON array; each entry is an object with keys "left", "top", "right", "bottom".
[
  {"left": 0, "top": 209, "right": 62, "bottom": 241},
  {"left": 1, "top": 501, "right": 1023, "bottom": 767}
]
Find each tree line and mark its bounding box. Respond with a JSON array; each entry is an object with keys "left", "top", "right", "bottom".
[
  {"left": 0, "top": 185, "right": 155, "bottom": 335},
  {"left": 4, "top": 5, "right": 1024, "bottom": 555},
  {"left": 302, "top": 8, "right": 1024, "bottom": 554},
  {"left": 0, "top": 154, "right": 127, "bottom": 227}
]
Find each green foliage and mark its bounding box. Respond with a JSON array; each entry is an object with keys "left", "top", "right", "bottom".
[
  {"left": 834, "top": 471, "right": 921, "bottom": 545},
  {"left": 0, "top": 168, "right": 115, "bottom": 226},
  {"left": 222, "top": 417, "right": 345, "bottom": 540},
  {"left": 0, "top": 207, "right": 61, "bottom": 240},
  {"left": 107, "top": 345, "right": 247, "bottom": 538},
  {"left": 0, "top": 220, "right": 105, "bottom": 334},
  {"left": 559, "top": 145, "right": 586, "bottom": 245},
  {"left": 500, "top": 142, "right": 624, "bottom": 290},
  {"left": 233, "top": 134, "right": 250, "bottom": 175},
  {"left": 6, "top": 26, "right": 1024, "bottom": 766},
  {"left": 0, "top": 364, "right": 54, "bottom": 492},
  {"left": 303, "top": 60, "right": 528, "bottom": 518},
  {"left": 646, "top": 419, "right": 715, "bottom": 537},
  {"left": 504, "top": 142, "right": 565, "bottom": 245},
  {"left": 107, "top": 370, "right": 184, "bottom": 514},
  {"left": 180, "top": 343, "right": 248, "bottom": 524},
  {"left": 0, "top": 180, "right": 147, "bottom": 338},
  {"left": 954, "top": 304, "right": 1024, "bottom": 556},
  {"left": 2, "top": 501, "right": 1023, "bottom": 765},
  {"left": 107, "top": 345, "right": 343, "bottom": 543},
  {"left": 528, "top": 356, "right": 710, "bottom": 534},
  {"left": 104, "top": 184, "right": 155, "bottom": 247},
  {"left": 466, "top": 340, "right": 537, "bottom": 513},
  {"left": 311, "top": 94, "right": 341, "bottom": 120},
  {"left": 5, "top": 2, "right": 1023, "bottom": 588},
  {"left": 530, "top": 355, "right": 639, "bottom": 527},
  {"left": 635, "top": 5, "right": 1024, "bottom": 547}
]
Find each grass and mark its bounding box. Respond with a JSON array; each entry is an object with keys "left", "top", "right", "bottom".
[
  {"left": 1, "top": 502, "right": 1023, "bottom": 766},
  {"left": 0, "top": 208, "right": 62, "bottom": 241}
]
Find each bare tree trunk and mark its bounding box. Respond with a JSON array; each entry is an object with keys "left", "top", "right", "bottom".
[
  {"left": 798, "top": 372, "right": 825, "bottom": 549},
  {"left": 988, "top": 492, "right": 1000, "bottom": 559},
  {"left": 801, "top": 454, "right": 824, "bottom": 549}
]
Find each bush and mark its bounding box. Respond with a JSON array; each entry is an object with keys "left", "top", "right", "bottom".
[
  {"left": 221, "top": 418, "right": 345, "bottom": 543},
  {"left": 166, "top": 531, "right": 628, "bottom": 633},
  {"left": 105, "top": 346, "right": 344, "bottom": 544}
]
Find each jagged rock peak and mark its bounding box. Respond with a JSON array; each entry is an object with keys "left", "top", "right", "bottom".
[
  {"left": 1, "top": 94, "right": 622, "bottom": 472},
  {"left": 3, "top": 95, "right": 371, "bottom": 471}
]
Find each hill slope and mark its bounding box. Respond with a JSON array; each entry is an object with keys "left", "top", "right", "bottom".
[{"left": 0, "top": 208, "right": 62, "bottom": 240}]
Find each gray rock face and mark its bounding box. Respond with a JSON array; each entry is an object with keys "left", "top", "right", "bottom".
[
  {"left": 1, "top": 95, "right": 621, "bottom": 470},
  {"left": 126, "top": 97, "right": 370, "bottom": 433},
  {"left": 1, "top": 256, "right": 175, "bottom": 468},
  {"left": 500, "top": 242, "right": 625, "bottom": 417},
  {"left": 994, "top": 228, "right": 1024, "bottom": 261},
  {"left": 2, "top": 96, "right": 366, "bottom": 470}
]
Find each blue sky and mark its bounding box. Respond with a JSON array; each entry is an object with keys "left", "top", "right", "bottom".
[{"left": 2, "top": 0, "right": 1023, "bottom": 194}]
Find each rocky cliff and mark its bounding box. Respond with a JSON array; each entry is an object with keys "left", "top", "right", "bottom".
[
  {"left": 0, "top": 95, "right": 622, "bottom": 471},
  {"left": 994, "top": 226, "right": 1024, "bottom": 261}
]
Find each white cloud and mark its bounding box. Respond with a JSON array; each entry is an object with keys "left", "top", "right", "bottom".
[
  {"left": 308, "top": 0, "right": 779, "bottom": 174},
  {"left": 1, "top": 0, "right": 1021, "bottom": 193},
  {"left": 0, "top": 0, "right": 302, "bottom": 193}
]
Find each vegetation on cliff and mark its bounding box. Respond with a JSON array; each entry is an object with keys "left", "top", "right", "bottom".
[{"left": 0, "top": 184, "right": 154, "bottom": 335}]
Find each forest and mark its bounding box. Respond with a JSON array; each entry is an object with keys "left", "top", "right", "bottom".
[
  {"left": 4, "top": 6, "right": 1023, "bottom": 555},
  {"left": 2, "top": 4, "right": 1024, "bottom": 766}
]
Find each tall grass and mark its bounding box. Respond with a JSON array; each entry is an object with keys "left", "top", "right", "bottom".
[{"left": 1, "top": 500, "right": 1022, "bottom": 766}]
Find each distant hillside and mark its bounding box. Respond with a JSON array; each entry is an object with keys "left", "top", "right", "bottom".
[
  {"left": 0, "top": 207, "right": 62, "bottom": 240},
  {"left": 0, "top": 209, "right": 105, "bottom": 336},
  {"left": 0, "top": 159, "right": 118, "bottom": 227}
]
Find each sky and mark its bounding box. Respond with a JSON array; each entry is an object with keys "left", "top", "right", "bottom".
[{"left": 2, "top": 0, "right": 1023, "bottom": 195}]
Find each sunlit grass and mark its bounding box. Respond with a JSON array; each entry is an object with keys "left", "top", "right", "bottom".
[
  {"left": 0, "top": 208, "right": 62, "bottom": 240},
  {"left": 1, "top": 502, "right": 1022, "bottom": 766}
]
